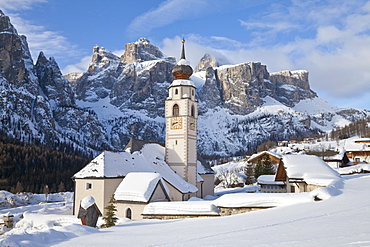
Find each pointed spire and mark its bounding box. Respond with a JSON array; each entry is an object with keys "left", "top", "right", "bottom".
[
  {"left": 172, "top": 38, "right": 193, "bottom": 80},
  {"left": 181, "top": 38, "right": 186, "bottom": 60}
]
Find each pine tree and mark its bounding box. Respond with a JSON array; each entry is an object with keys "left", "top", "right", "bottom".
[
  {"left": 245, "top": 163, "right": 255, "bottom": 185},
  {"left": 57, "top": 181, "right": 65, "bottom": 192},
  {"left": 254, "top": 156, "right": 275, "bottom": 179},
  {"left": 101, "top": 195, "right": 118, "bottom": 228}
]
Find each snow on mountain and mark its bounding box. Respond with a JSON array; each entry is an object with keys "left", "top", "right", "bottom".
[{"left": 1, "top": 10, "right": 369, "bottom": 157}]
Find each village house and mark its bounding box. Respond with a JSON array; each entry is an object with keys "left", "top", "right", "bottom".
[
  {"left": 72, "top": 39, "right": 215, "bottom": 219},
  {"left": 274, "top": 154, "right": 340, "bottom": 193},
  {"left": 345, "top": 138, "right": 370, "bottom": 164},
  {"left": 323, "top": 149, "right": 352, "bottom": 169},
  {"left": 257, "top": 175, "right": 286, "bottom": 193}
]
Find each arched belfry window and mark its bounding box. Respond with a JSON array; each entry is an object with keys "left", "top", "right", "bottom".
[
  {"left": 126, "top": 208, "right": 132, "bottom": 219},
  {"left": 175, "top": 88, "right": 179, "bottom": 95},
  {"left": 191, "top": 105, "right": 195, "bottom": 117},
  {"left": 173, "top": 104, "right": 179, "bottom": 116}
]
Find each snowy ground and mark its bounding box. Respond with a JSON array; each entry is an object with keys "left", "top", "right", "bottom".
[{"left": 1, "top": 174, "right": 370, "bottom": 246}]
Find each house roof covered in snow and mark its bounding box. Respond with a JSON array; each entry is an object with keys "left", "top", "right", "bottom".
[
  {"left": 257, "top": 175, "right": 284, "bottom": 185},
  {"left": 197, "top": 158, "right": 215, "bottom": 175},
  {"left": 73, "top": 143, "right": 197, "bottom": 194},
  {"left": 276, "top": 154, "right": 341, "bottom": 186},
  {"left": 248, "top": 151, "right": 282, "bottom": 163},
  {"left": 345, "top": 139, "right": 370, "bottom": 152},
  {"left": 114, "top": 172, "right": 169, "bottom": 203}
]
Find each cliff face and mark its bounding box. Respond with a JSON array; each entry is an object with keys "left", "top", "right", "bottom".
[
  {"left": 1, "top": 10, "right": 369, "bottom": 157},
  {"left": 197, "top": 62, "right": 316, "bottom": 115},
  {"left": 0, "top": 11, "right": 109, "bottom": 154}
]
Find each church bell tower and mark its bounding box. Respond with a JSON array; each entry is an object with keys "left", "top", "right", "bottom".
[{"left": 165, "top": 39, "right": 198, "bottom": 186}]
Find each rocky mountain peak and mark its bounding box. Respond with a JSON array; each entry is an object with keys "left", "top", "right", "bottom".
[
  {"left": 195, "top": 53, "right": 219, "bottom": 72},
  {"left": 35, "top": 51, "right": 75, "bottom": 107},
  {"left": 0, "top": 10, "right": 17, "bottom": 35},
  {"left": 120, "top": 38, "right": 164, "bottom": 64},
  {"left": 88, "top": 45, "right": 120, "bottom": 73},
  {"left": 0, "top": 11, "right": 37, "bottom": 94}
]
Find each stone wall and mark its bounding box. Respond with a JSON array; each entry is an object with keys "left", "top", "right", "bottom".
[
  {"left": 142, "top": 214, "right": 220, "bottom": 220},
  {"left": 218, "top": 207, "right": 272, "bottom": 217},
  {"left": 142, "top": 206, "right": 272, "bottom": 220}
]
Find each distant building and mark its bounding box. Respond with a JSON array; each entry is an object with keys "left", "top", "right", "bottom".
[
  {"left": 275, "top": 154, "right": 341, "bottom": 193},
  {"left": 257, "top": 175, "right": 286, "bottom": 193},
  {"left": 345, "top": 138, "right": 370, "bottom": 164},
  {"left": 323, "top": 149, "right": 352, "bottom": 169}
]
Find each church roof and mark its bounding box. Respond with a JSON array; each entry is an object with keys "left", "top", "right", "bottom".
[
  {"left": 114, "top": 172, "right": 169, "bottom": 203},
  {"left": 73, "top": 143, "right": 198, "bottom": 194},
  {"left": 124, "top": 138, "right": 164, "bottom": 153},
  {"left": 171, "top": 38, "right": 193, "bottom": 80},
  {"left": 168, "top": 79, "right": 196, "bottom": 88},
  {"left": 197, "top": 157, "right": 215, "bottom": 175}
]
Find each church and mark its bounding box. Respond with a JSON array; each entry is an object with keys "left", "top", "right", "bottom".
[{"left": 72, "top": 39, "right": 215, "bottom": 220}]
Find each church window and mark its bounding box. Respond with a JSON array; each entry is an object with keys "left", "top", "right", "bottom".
[
  {"left": 86, "top": 183, "right": 92, "bottom": 190},
  {"left": 173, "top": 104, "right": 179, "bottom": 116},
  {"left": 175, "top": 88, "right": 178, "bottom": 95},
  {"left": 192, "top": 89, "right": 194, "bottom": 96},
  {"left": 126, "top": 208, "right": 132, "bottom": 219},
  {"left": 191, "top": 105, "right": 195, "bottom": 117},
  {"left": 175, "top": 140, "right": 178, "bottom": 145}
]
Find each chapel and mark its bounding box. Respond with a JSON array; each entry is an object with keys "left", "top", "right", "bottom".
[{"left": 72, "top": 39, "right": 215, "bottom": 220}]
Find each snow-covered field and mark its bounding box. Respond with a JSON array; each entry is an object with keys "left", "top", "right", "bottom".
[{"left": 0, "top": 174, "right": 369, "bottom": 246}]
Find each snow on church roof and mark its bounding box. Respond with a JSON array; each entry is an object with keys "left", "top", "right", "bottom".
[
  {"left": 73, "top": 143, "right": 197, "bottom": 194},
  {"left": 169, "top": 79, "right": 195, "bottom": 88},
  {"left": 114, "top": 172, "right": 169, "bottom": 202},
  {"left": 281, "top": 154, "right": 341, "bottom": 186}
]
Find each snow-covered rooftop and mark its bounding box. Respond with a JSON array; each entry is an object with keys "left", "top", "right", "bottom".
[
  {"left": 335, "top": 163, "right": 370, "bottom": 175},
  {"left": 257, "top": 175, "right": 284, "bottom": 185},
  {"left": 73, "top": 144, "right": 197, "bottom": 194},
  {"left": 281, "top": 154, "right": 341, "bottom": 186},
  {"left": 80, "top": 196, "right": 95, "bottom": 210},
  {"left": 177, "top": 58, "right": 191, "bottom": 66},
  {"left": 114, "top": 172, "right": 169, "bottom": 202},
  {"left": 169, "top": 79, "right": 195, "bottom": 88},
  {"left": 248, "top": 150, "right": 282, "bottom": 163},
  {"left": 345, "top": 138, "right": 370, "bottom": 151}
]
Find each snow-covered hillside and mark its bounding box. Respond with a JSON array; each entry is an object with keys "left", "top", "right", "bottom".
[{"left": 0, "top": 174, "right": 369, "bottom": 246}]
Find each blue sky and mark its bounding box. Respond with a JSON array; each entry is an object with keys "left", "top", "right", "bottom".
[{"left": 1, "top": 0, "right": 370, "bottom": 110}]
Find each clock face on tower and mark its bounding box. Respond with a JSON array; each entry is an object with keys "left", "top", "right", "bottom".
[{"left": 171, "top": 117, "right": 182, "bottom": 129}]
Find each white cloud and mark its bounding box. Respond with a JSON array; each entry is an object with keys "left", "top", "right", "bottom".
[
  {"left": 9, "top": 14, "right": 84, "bottom": 64},
  {"left": 127, "top": 0, "right": 209, "bottom": 38},
  {"left": 62, "top": 55, "right": 91, "bottom": 75},
  {"left": 126, "top": 0, "right": 266, "bottom": 38},
  {"left": 0, "top": 0, "right": 46, "bottom": 11}
]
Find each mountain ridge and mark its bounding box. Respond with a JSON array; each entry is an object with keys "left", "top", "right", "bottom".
[{"left": 0, "top": 10, "right": 369, "bottom": 158}]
